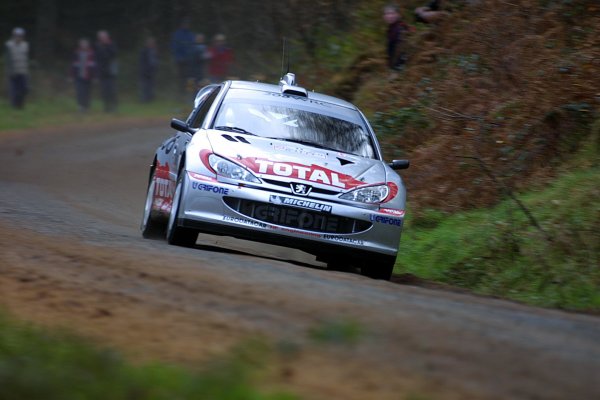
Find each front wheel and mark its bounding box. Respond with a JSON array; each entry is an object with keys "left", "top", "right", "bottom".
[
  {"left": 141, "top": 168, "right": 166, "bottom": 239},
  {"left": 360, "top": 255, "right": 396, "bottom": 280},
  {"left": 166, "top": 172, "right": 197, "bottom": 247}
]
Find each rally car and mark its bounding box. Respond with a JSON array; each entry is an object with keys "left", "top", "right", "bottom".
[{"left": 141, "top": 73, "right": 409, "bottom": 280}]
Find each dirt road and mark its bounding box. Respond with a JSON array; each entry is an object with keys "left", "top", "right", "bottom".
[{"left": 0, "top": 122, "right": 598, "bottom": 399}]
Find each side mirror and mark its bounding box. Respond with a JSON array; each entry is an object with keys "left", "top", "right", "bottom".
[
  {"left": 389, "top": 159, "right": 410, "bottom": 170},
  {"left": 170, "top": 118, "right": 196, "bottom": 134}
]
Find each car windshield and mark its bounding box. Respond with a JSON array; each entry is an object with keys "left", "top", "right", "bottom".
[{"left": 213, "top": 89, "right": 377, "bottom": 158}]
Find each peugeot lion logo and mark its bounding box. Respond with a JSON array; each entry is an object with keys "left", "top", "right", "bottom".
[{"left": 290, "top": 182, "right": 312, "bottom": 196}]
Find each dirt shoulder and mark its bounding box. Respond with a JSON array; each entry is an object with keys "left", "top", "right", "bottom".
[{"left": 0, "top": 122, "right": 599, "bottom": 399}]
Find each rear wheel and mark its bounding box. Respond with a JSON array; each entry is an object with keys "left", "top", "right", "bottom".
[
  {"left": 141, "top": 168, "right": 166, "bottom": 239},
  {"left": 166, "top": 172, "right": 197, "bottom": 247},
  {"left": 360, "top": 255, "right": 396, "bottom": 280}
]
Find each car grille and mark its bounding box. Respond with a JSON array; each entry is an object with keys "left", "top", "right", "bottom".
[
  {"left": 223, "top": 197, "right": 371, "bottom": 234},
  {"left": 262, "top": 179, "right": 340, "bottom": 195}
]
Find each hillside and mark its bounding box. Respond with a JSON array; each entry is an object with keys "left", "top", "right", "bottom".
[
  {"left": 317, "top": 0, "right": 599, "bottom": 309},
  {"left": 329, "top": 0, "right": 599, "bottom": 215}
]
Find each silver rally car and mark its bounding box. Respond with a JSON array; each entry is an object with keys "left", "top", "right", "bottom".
[{"left": 141, "top": 73, "right": 409, "bottom": 280}]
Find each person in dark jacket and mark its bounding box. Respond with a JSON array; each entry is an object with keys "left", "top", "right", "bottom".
[
  {"left": 171, "top": 18, "right": 195, "bottom": 93},
  {"left": 95, "top": 30, "right": 118, "bottom": 112},
  {"left": 71, "top": 38, "right": 95, "bottom": 112},
  {"left": 139, "top": 37, "right": 158, "bottom": 103},
  {"left": 383, "top": 4, "right": 410, "bottom": 71}
]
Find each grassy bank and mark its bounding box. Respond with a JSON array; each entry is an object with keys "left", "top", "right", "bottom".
[
  {"left": 395, "top": 156, "right": 600, "bottom": 311},
  {"left": 0, "top": 312, "right": 295, "bottom": 400},
  {"left": 0, "top": 96, "right": 185, "bottom": 131}
]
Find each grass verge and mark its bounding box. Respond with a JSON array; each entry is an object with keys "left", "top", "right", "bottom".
[
  {"left": 395, "top": 162, "right": 600, "bottom": 311},
  {"left": 0, "top": 96, "right": 186, "bottom": 131},
  {"left": 0, "top": 312, "right": 296, "bottom": 400}
]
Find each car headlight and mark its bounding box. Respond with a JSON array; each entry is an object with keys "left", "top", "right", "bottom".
[
  {"left": 339, "top": 184, "right": 390, "bottom": 203},
  {"left": 208, "top": 154, "right": 261, "bottom": 183}
]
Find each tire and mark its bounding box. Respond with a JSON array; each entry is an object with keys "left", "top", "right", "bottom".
[
  {"left": 166, "top": 171, "right": 197, "bottom": 247},
  {"left": 141, "top": 168, "right": 166, "bottom": 239},
  {"left": 360, "top": 255, "right": 396, "bottom": 280}
]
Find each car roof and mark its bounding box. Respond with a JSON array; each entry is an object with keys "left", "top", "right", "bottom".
[{"left": 228, "top": 80, "right": 357, "bottom": 110}]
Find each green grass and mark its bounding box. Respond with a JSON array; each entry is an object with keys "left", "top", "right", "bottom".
[
  {"left": 0, "top": 312, "right": 296, "bottom": 400},
  {"left": 0, "top": 95, "right": 186, "bottom": 131},
  {"left": 395, "top": 163, "right": 600, "bottom": 311}
]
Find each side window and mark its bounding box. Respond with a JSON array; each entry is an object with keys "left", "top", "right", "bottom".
[{"left": 188, "top": 86, "right": 221, "bottom": 128}]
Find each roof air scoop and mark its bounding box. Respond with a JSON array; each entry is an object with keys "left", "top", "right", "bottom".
[{"left": 279, "top": 73, "right": 308, "bottom": 97}]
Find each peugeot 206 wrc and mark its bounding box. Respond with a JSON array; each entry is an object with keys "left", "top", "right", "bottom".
[{"left": 141, "top": 73, "right": 409, "bottom": 280}]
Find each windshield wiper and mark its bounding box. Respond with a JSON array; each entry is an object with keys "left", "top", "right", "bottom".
[
  {"left": 266, "top": 137, "right": 339, "bottom": 152},
  {"left": 214, "top": 126, "right": 257, "bottom": 136}
]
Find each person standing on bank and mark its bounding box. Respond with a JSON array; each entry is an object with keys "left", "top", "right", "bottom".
[
  {"left": 383, "top": 4, "right": 410, "bottom": 71},
  {"left": 139, "top": 37, "right": 158, "bottom": 103},
  {"left": 95, "top": 30, "right": 118, "bottom": 112},
  {"left": 71, "top": 38, "right": 95, "bottom": 112},
  {"left": 5, "top": 27, "right": 29, "bottom": 109}
]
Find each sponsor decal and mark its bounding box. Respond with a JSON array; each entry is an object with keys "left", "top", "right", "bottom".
[
  {"left": 254, "top": 205, "right": 339, "bottom": 231},
  {"left": 153, "top": 161, "right": 175, "bottom": 206},
  {"left": 239, "top": 157, "right": 364, "bottom": 189},
  {"left": 379, "top": 208, "right": 405, "bottom": 217},
  {"left": 223, "top": 215, "right": 267, "bottom": 228},
  {"left": 153, "top": 197, "right": 173, "bottom": 213},
  {"left": 269, "top": 195, "right": 332, "bottom": 213},
  {"left": 278, "top": 227, "right": 322, "bottom": 238},
  {"left": 265, "top": 92, "right": 328, "bottom": 107},
  {"left": 272, "top": 144, "right": 327, "bottom": 159},
  {"left": 370, "top": 215, "right": 403, "bottom": 227},
  {"left": 154, "top": 160, "right": 171, "bottom": 180},
  {"left": 322, "top": 234, "right": 365, "bottom": 245},
  {"left": 191, "top": 182, "right": 230, "bottom": 195},
  {"left": 188, "top": 171, "right": 217, "bottom": 182}
]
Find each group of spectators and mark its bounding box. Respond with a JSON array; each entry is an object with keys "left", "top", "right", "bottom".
[
  {"left": 4, "top": 21, "right": 234, "bottom": 112},
  {"left": 171, "top": 18, "right": 234, "bottom": 94},
  {"left": 4, "top": 4, "right": 442, "bottom": 111}
]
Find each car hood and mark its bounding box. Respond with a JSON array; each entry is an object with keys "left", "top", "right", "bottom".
[{"left": 205, "top": 130, "right": 387, "bottom": 191}]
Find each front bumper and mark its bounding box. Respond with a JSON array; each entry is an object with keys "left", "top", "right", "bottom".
[{"left": 179, "top": 171, "right": 404, "bottom": 257}]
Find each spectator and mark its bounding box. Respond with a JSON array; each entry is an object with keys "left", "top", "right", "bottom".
[
  {"left": 139, "top": 37, "right": 158, "bottom": 103},
  {"left": 95, "top": 30, "right": 118, "bottom": 112},
  {"left": 171, "top": 18, "right": 195, "bottom": 92},
  {"left": 208, "top": 34, "right": 233, "bottom": 82},
  {"left": 4, "top": 27, "right": 29, "bottom": 109},
  {"left": 415, "top": 0, "right": 448, "bottom": 23},
  {"left": 383, "top": 4, "right": 410, "bottom": 71},
  {"left": 190, "top": 33, "right": 208, "bottom": 88},
  {"left": 71, "top": 38, "right": 95, "bottom": 112}
]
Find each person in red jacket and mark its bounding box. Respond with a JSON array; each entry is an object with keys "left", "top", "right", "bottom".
[
  {"left": 207, "top": 34, "right": 233, "bottom": 83},
  {"left": 71, "top": 38, "right": 95, "bottom": 112}
]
